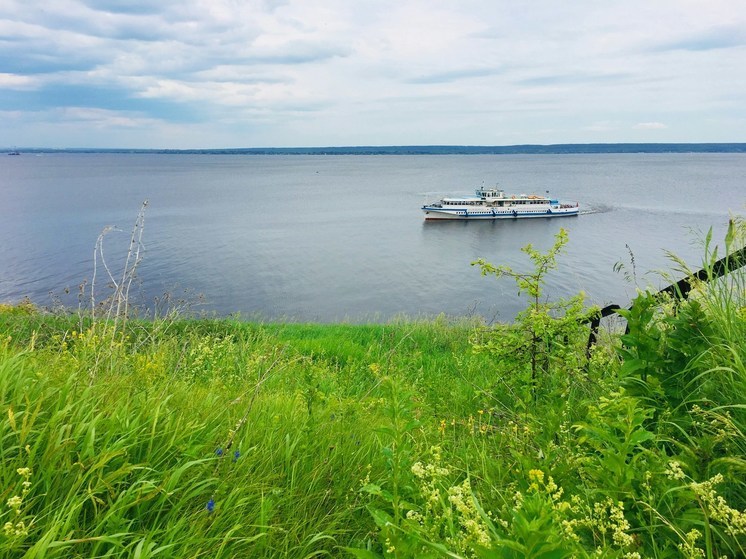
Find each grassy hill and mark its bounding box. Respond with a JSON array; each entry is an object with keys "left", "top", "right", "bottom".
[{"left": 1, "top": 223, "right": 745, "bottom": 558}]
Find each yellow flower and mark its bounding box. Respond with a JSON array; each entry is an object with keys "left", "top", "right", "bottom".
[
  {"left": 7, "top": 496, "right": 22, "bottom": 511},
  {"left": 528, "top": 469, "right": 545, "bottom": 485}
]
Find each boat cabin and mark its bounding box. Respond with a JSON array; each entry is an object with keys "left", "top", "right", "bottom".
[{"left": 476, "top": 187, "right": 505, "bottom": 200}]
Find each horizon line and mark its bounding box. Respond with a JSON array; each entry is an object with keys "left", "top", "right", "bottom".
[{"left": 5, "top": 142, "right": 746, "bottom": 154}]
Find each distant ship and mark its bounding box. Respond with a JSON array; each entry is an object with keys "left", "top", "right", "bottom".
[{"left": 422, "top": 186, "right": 579, "bottom": 220}]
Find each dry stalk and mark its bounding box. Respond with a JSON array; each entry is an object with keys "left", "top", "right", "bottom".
[{"left": 90, "top": 200, "right": 148, "bottom": 335}]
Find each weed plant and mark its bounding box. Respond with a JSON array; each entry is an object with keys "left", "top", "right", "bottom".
[{"left": 1, "top": 222, "right": 745, "bottom": 558}]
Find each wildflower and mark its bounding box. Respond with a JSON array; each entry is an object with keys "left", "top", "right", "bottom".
[
  {"left": 3, "top": 519, "right": 28, "bottom": 538},
  {"left": 232, "top": 450, "right": 241, "bottom": 462},
  {"left": 528, "top": 469, "right": 544, "bottom": 483},
  {"left": 642, "top": 470, "right": 652, "bottom": 493},
  {"left": 3, "top": 468, "right": 33, "bottom": 539},
  {"left": 215, "top": 448, "right": 224, "bottom": 457},
  {"left": 528, "top": 468, "right": 544, "bottom": 491},
  {"left": 406, "top": 509, "right": 423, "bottom": 524},
  {"left": 513, "top": 490, "right": 524, "bottom": 508},
  {"left": 359, "top": 464, "right": 372, "bottom": 486},
  {"left": 608, "top": 500, "right": 633, "bottom": 548},
  {"left": 545, "top": 476, "right": 563, "bottom": 502},
  {"left": 411, "top": 462, "right": 426, "bottom": 478},
  {"left": 562, "top": 519, "right": 581, "bottom": 543},
  {"left": 7, "top": 496, "right": 23, "bottom": 512},
  {"left": 206, "top": 498, "right": 215, "bottom": 513},
  {"left": 691, "top": 474, "right": 746, "bottom": 536},
  {"left": 664, "top": 460, "right": 686, "bottom": 481},
  {"left": 678, "top": 529, "right": 705, "bottom": 559},
  {"left": 447, "top": 480, "right": 491, "bottom": 548}
]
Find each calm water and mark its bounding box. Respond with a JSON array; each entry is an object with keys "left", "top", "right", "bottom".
[{"left": 1, "top": 153, "right": 744, "bottom": 322}]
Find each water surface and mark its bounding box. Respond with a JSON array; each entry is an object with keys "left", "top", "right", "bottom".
[{"left": 1, "top": 153, "right": 743, "bottom": 322}]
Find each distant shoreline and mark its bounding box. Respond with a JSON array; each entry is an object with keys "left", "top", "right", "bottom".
[{"left": 5, "top": 143, "right": 746, "bottom": 155}]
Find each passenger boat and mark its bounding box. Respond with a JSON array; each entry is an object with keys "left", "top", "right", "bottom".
[{"left": 422, "top": 186, "right": 579, "bottom": 220}]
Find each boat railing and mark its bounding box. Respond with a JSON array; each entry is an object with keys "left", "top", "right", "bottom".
[{"left": 585, "top": 242, "right": 746, "bottom": 358}]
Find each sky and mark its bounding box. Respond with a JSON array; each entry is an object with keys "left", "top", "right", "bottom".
[{"left": 1, "top": 0, "right": 745, "bottom": 149}]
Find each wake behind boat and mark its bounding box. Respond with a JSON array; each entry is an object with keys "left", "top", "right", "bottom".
[{"left": 422, "top": 186, "right": 579, "bottom": 220}]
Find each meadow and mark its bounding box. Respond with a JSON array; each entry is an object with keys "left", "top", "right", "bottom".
[{"left": 1, "top": 222, "right": 745, "bottom": 558}]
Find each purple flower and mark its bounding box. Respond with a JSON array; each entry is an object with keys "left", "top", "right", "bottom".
[
  {"left": 206, "top": 498, "right": 215, "bottom": 513},
  {"left": 215, "top": 448, "right": 223, "bottom": 457},
  {"left": 233, "top": 450, "right": 241, "bottom": 462}
]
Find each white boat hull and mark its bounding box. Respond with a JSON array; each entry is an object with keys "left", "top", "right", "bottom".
[{"left": 422, "top": 205, "right": 579, "bottom": 220}]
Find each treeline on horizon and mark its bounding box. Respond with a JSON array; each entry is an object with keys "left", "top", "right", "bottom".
[{"left": 8, "top": 142, "right": 746, "bottom": 155}]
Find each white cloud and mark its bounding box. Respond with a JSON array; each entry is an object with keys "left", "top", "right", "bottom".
[
  {"left": 1, "top": 0, "right": 745, "bottom": 147},
  {"left": 0, "top": 73, "right": 38, "bottom": 90},
  {"left": 59, "top": 107, "right": 163, "bottom": 128},
  {"left": 633, "top": 122, "right": 668, "bottom": 130}
]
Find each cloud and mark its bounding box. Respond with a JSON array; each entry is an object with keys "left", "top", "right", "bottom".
[
  {"left": 406, "top": 67, "right": 502, "bottom": 85},
  {"left": 633, "top": 122, "right": 668, "bottom": 130},
  {"left": 652, "top": 25, "right": 746, "bottom": 52},
  {"left": 516, "top": 73, "right": 632, "bottom": 87},
  {"left": 1, "top": 1, "right": 745, "bottom": 147},
  {"left": 0, "top": 73, "right": 38, "bottom": 90},
  {"left": 59, "top": 107, "right": 163, "bottom": 128},
  {"left": 77, "top": 0, "right": 175, "bottom": 16}
]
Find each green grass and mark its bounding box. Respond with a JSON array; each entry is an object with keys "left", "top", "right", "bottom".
[{"left": 1, "top": 225, "right": 745, "bottom": 558}]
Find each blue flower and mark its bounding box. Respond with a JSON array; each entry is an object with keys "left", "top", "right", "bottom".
[
  {"left": 215, "top": 448, "right": 224, "bottom": 457},
  {"left": 233, "top": 450, "right": 241, "bottom": 462},
  {"left": 206, "top": 498, "right": 215, "bottom": 513}
]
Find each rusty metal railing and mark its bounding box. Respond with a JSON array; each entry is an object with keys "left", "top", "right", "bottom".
[{"left": 586, "top": 244, "right": 746, "bottom": 355}]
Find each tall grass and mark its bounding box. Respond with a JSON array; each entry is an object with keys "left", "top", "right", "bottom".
[{"left": 1, "top": 222, "right": 745, "bottom": 557}]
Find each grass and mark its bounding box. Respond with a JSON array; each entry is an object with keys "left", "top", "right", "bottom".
[{"left": 1, "top": 223, "right": 745, "bottom": 558}]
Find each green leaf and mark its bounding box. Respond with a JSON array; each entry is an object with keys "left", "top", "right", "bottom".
[
  {"left": 360, "top": 483, "right": 382, "bottom": 496},
  {"left": 368, "top": 506, "right": 393, "bottom": 529},
  {"left": 628, "top": 429, "right": 655, "bottom": 446}
]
